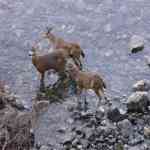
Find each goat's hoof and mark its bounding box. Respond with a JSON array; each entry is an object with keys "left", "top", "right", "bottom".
[
  {"left": 104, "top": 96, "right": 108, "bottom": 100},
  {"left": 40, "top": 86, "right": 45, "bottom": 92}
]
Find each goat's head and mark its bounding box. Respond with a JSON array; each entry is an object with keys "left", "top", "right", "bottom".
[
  {"left": 29, "top": 46, "right": 37, "bottom": 57},
  {"left": 42, "top": 27, "right": 53, "bottom": 38},
  {"left": 69, "top": 43, "right": 85, "bottom": 59}
]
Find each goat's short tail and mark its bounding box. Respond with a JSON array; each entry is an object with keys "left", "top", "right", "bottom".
[
  {"left": 94, "top": 74, "right": 106, "bottom": 89},
  {"left": 102, "top": 80, "right": 106, "bottom": 89},
  {"left": 81, "top": 51, "right": 85, "bottom": 58}
]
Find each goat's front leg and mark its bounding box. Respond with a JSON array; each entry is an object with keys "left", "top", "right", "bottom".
[
  {"left": 40, "top": 73, "right": 45, "bottom": 91},
  {"left": 76, "top": 87, "right": 83, "bottom": 110},
  {"left": 77, "top": 88, "right": 88, "bottom": 111},
  {"left": 82, "top": 89, "right": 88, "bottom": 111},
  {"left": 94, "top": 89, "right": 102, "bottom": 107}
]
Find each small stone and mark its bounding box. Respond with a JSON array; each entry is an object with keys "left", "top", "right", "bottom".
[
  {"left": 104, "top": 24, "right": 112, "bottom": 33},
  {"left": 80, "top": 110, "right": 93, "bottom": 119},
  {"left": 129, "top": 133, "right": 144, "bottom": 146},
  {"left": 145, "top": 56, "right": 150, "bottom": 67},
  {"left": 83, "top": 127, "right": 94, "bottom": 139},
  {"left": 40, "top": 145, "right": 49, "bottom": 150},
  {"left": 67, "top": 103, "right": 76, "bottom": 112},
  {"left": 107, "top": 107, "right": 126, "bottom": 122},
  {"left": 62, "top": 133, "right": 74, "bottom": 145},
  {"left": 127, "top": 92, "right": 150, "bottom": 113},
  {"left": 132, "top": 80, "right": 150, "bottom": 92},
  {"left": 117, "top": 119, "right": 133, "bottom": 138},
  {"left": 144, "top": 126, "right": 150, "bottom": 138},
  {"left": 129, "top": 35, "right": 144, "bottom": 53},
  {"left": 57, "top": 126, "right": 67, "bottom": 133},
  {"left": 15, "top": 112, "right": 31, "bottom": 128},
  {"left": 115, "top": 143, "right": 124, "bottom": 150},
  {"left": 11, "top": 98, "right": 26, "bottom": 110},
  {"left": 33, "top": 100, "right": 49, "bottom": 114},
  {"left": 77, "top": 144, "right": 83, "bottom": 149},
  {"left": 95, "top": 106, "right": 105, "bottom": 120},
  {"left": 66, "top": 118, "right": 74, "bottom": 124}
]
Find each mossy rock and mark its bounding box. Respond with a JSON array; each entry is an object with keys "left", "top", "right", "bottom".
[
  {"left": 36, "top": 78, "right": 77, "bottom": 103},
  {"left": 115, "top": 143, "right": 124, "bottom": 150}
]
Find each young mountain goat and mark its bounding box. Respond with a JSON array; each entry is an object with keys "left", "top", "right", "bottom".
[{"left": 66, "top": 63, "right": 107, "bottom": 109}]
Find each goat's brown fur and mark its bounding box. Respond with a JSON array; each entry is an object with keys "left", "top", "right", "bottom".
[
  {"left": 42, "top": 27, "right": 85, "bottom": 69},
  {"left": 30, "top": 46, "right": 67, "bottom": 89},
  {"left": 67, "top": 64, "right": 106, "bottom": 106}
]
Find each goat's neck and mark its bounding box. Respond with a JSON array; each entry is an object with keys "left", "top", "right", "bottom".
[
  {"left": 32, "top": 53, "right": 38, "bottom": 66},
  {"left": 47, "top": 33, "right": 56, "bottom": 44}
]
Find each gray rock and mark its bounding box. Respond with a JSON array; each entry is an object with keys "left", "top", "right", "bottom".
[
  {"left": 127, "top": 92, "right": 150, "bottom": 113},
  {"left": 145, "top": 56, "right": 150, "bottom": 67},
  {"left": 129, "top": 35, "right": 144, "bottom": 53},
  {"left": 117, "top": 119, "right": 133, "bottom": 138},
  {"left": 80, "top": 110, "right": 94, "bottom": 119},
  {"left": 11, "top": 98, "right": 26, "bottom": 110},
  {"left": 144, "top": 126, "right": 150, "bottom": 139},
  {"left": 133, "top": 80, "right": 150, "bottom": 92},
  {"left": 129, "top": 133, "right": 144, "bottom": 146},
  {"left": 15, "top": 111, "right": 32, "bottom": 128},
  {"left": 95, "top": 106, "right": 105, "bottom": 119},
  {"left": 62, "top": 133, "right": 74, "bottom": 145},
  {"left": 83, "top": 127, "right": 94, "bottom": 140},
  {"left": 128, "top": 146, "right": 141, "bottom": 150},
  {"left": 57, "top": 126, "right": 67, "bottom": 134},
  {"left": 107, "top": 107, "right": 126, "bottom": 122},
  {"left": 114, "top": 143, "right": 124, "bottom": 150},
  {"left": 40, "top": 145, "right": 49, "bottom": 150},
  {"left": 33, "top": 100, "right": 49, "bottom": 114}
]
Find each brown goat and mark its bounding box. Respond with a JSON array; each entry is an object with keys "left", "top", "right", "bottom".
[
  {"left": 42, "top": 27, "right": 85, "bottom": 69},
  {"left": 66, "top": 63, "right": 106, "bottom": 108},
  {"left": 29, "top": 46, "right": 67, "bottom": 90}
]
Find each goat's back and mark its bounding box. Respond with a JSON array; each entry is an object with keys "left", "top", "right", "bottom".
[
  {"left": 93, "top": 74, "right": 106, "bottom": 89},
  {"left": 34, "top": 51, "right": 66, "bottom": 73}
]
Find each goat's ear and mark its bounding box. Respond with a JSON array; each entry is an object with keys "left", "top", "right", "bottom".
[{"left": 70, "top": 49, "right": 73, "bottom": 55}]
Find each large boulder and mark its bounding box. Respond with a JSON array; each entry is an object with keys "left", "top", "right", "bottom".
[
  {"left": 129, "top": 35, "right": 144, "bottom": 53},
  {"left": 144, "top": 126, "right": 150, "bottom": 139},
  {"left": 127, "top": 92, "right": 150, "bottom": 113},
  {"left": 117, "top": 119, "right": 133, "bottom": 138},
  {"left": 132, "top": 80, "right": 150, "bottom": 92}
]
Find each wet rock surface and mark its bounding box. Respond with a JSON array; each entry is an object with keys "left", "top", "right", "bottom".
[
  {"left": 34, "top": 87, "right": 150, "bottom": 150},
  {"left": 1, "top": 0, "right": 150, "bottom": 150},
  {"left": 0, "top": 86, "right": 35, "bottom": 150},
  {"left": 133, "top": 80, "right": 150, "bottom": 92},
  {"left": 127, "top": 91, "right": 150, "bottom": 113},
  {"left": 129, "top": 35, "right": 144, "bottom": 53}
]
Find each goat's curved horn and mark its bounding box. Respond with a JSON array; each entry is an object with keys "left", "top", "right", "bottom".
[{"left": 46, "top": 26, "right": 53, "bottom": 33}]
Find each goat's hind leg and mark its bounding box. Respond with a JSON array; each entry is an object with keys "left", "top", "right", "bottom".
[
  {"left": 76, "top": 87, "right": 88, "bottom": 111},
  {"left": 95, "top": 89, "right": 102, "bottom": 108},
  {"left": 82, "top": 90, "right": 88, "bottom": 111}
]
